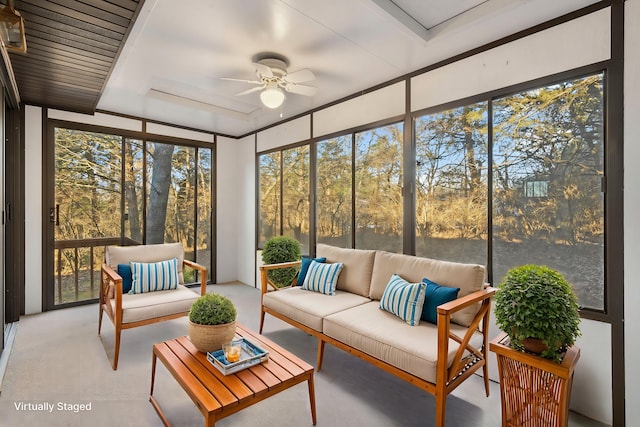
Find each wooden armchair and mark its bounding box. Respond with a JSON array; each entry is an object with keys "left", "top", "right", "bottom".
[{"left": 98, "top": 242, "right": 207, "bottom": 370}]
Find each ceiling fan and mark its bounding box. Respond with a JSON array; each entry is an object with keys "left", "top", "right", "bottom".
[{"left": 222, "top": 54, "right": 317, "bottom": 109}]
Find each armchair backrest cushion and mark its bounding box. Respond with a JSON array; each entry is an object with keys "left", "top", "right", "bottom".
[{"left": 105, "top": 242, "right": 185, "bottom": 284}]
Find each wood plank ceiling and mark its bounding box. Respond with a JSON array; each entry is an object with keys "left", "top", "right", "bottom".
[{"left": 4, "top": 0, "right": 144, "bottom": 113}]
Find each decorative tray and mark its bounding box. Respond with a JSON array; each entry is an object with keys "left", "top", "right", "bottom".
[{"left": 207, "top": 338, "right": 269, "bottom": 375}]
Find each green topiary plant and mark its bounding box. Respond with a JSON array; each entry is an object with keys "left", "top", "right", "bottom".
[
  {"left": 494, "top": 264, "right": 581, "bottom": 362},
  {"left": 261, "top": 236, "right": 302, "bottom": 288},
  {"left": 189, "top": 293, "right": 237, "bottom": 325}
]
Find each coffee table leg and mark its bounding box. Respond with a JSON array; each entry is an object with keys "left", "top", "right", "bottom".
[
  {"left": 150, "top": 351, "right": 157, "bottom": 396},
  {"left": 308, "top": 373, "right": 317, "bottom": 425}
]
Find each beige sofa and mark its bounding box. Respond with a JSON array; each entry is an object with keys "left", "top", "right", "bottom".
[
  {"left": 99, "top": 242, "right": 207, "bottom": 370},
  {"left": 259, "top": 243, "right": 495, "bottom": 427}
]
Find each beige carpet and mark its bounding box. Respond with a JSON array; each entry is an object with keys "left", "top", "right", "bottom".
[{"left": 0, "top": 283, "right": 605, "bottom": 427}]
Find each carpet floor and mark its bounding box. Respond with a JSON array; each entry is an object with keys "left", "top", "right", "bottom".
[{"left": 0, "top": 282, "right": 606, "bottom": 427}]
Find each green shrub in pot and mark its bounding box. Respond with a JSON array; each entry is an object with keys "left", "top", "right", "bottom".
[
  {"left": 188, "top": 293, "right": 237, "bottom": 353},
  {"left": 494, "top": 264, "right": 581, "bottom": 362},
  {"left": 261, "top": 236, "right": 302, "bottom": 288}
]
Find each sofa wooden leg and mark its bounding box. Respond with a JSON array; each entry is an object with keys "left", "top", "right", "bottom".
[
  {"left": 482, "top": 361, "right": 490, "bottom": 397},
  {"left": 259, "top": 310, "right": 266, "bottom": 334},
  {"left": 98, "top": 306, "right": 103, "bottom": 335},
  {"left": 317, "top": 339, "right": 325, "bottom": 371},
  {"left": 435, "top": 393, "right": 446, "bottom": 427}
]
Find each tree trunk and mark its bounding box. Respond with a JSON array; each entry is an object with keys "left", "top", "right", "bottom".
[{"left": 147, "top": 143, "right": 174, "bottom": 244}]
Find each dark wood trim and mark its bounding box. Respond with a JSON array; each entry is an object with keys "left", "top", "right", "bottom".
[
  {"left": 4, "top": 106, "right": 24, "bottom": 323},
  {"left": 402, "top": 77, "right": 415, "bottom": 255},
  {"left": 608, "top": 2, "right": 625, "bottom": 425},
  {"left": 42, "top": 108, "right": 53, "bottom": 312}
]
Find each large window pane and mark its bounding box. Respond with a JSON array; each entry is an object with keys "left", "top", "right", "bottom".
[
  {"left": 197, "top": 148, "right": 213, "bottom": 279},
  {"left": 124, "top": 138, "right": 144, "bottom": 244},
  {"left": 492, "top": 73, "right": 605, "bottom": 310},
  {"left": 415, "top": 103, "right": 488, "bottom": 265},
  {"left": 54, "top": 129, "right": 122, "bottom": 304},
  {"left": 355, "top": 123, "right": 403, "bottom": 252},
  {"left": 316, "top": 136, "right": 352, "bottom": 248},
  {"left": 258, "top": 152, "right": 281, "bottom": 247},
  {"left": 146, "top": 143, "right": 196, "bottom": 256},
  {"left": 282, "top": 146, "right": 310, "bottom": 254}
]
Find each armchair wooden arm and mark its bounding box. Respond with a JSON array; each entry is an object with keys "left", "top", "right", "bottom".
[
  {"left": 183, "top": 259, "right": 208, "bottom": 295},
  {"left": 259, "top": 261, "right": 302, "bottom": 295}
]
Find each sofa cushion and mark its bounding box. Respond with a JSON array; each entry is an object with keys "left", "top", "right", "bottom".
[
  {"left": 297, "top": 256, "right": 326, "bottom": 286},
  {"left": 322, "top": 302, "right": 483, "bottom": 383},
  {"left": 369, "top": 251, "right": 485, "bottom": 327},
  {"left": 316, "top": 244, "right": 376, "bottom": 297},
  {"left": 106, "top": 242, "right": 185, "bottom": 284},
  {"left": 263, "top": 287, "right": 371, "bottom": 332},
  {"left": 421, "top": 278, "right": 460, "bottom": 325},
  {"left": 302, "top": 261, "right": 344, "bottom": 295},
  {"left": 379, "top": 274, "right": 426, "bottom": 326},
  {"left": 130, "top": 258, "right": 180, "bottom": 294},
  {"left": 112, "top": 284, "right": 198, "bottom": 324}
]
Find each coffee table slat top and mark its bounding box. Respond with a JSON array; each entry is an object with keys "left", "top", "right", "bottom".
[
  {"left": 150, "top": 323, "right": 316, "bottom": 426},
  {"left": 175, "top": 336, "right": 254, "bottom": 401}
]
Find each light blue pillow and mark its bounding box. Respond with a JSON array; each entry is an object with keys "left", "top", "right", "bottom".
[
  {"left": 379, "top": 274, "right": 427, "bottom": 326},
  {"left": 297, "top": 256, "right": 326, "bottom": 286},
  {"left": 129, "top": 258, "right": 180, "bottom": 294},
  {"left": 421, "top": 278, "right": 460, "bottom": 324},
  {"left": 302, "top": 260, "right": 344, "bottom": 295}
]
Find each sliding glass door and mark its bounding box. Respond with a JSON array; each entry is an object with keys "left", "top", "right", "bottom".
[{"left": 46, "top": 127, "right": 215, "bottom": 309}]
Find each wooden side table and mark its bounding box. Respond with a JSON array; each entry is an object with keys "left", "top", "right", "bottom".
[
  {"left": 150, "top": 324, "right": 316, "bottom": 426},
  {"left": 490, "top": 332, "right": 580, "bottom": 427}
]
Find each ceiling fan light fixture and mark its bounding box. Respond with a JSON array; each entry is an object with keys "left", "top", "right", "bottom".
[
  {"left": 260, "top": 84, "right": 285, "bottom": 109},
  {"left": 0, "top": 1, "right": 27, "bottom": 54}
]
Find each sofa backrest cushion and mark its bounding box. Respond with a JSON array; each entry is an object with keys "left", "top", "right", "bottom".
[
  {"left": 316, "top": 244, "right": 376, "bottom": 297},
  {"left": 105, "top": 242, "right": 185, "bottom": 284},
  {"left": 369, "top": 250, "right": 485, "bottom": 326}
]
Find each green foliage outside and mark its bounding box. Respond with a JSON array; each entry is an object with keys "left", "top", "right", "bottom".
[
  {"left": 189, "top": 293, "right": 237, "bottom": 325},
  {"left": 261, "top": 236, "right": 302, "bottom": 288},
  {"left": 495, "top": 265, "right": 581, "bottom": 362}
]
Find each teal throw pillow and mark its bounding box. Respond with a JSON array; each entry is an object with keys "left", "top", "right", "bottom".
[
  {"left": 130, "top": 258, "right": 180, "bottom": 294},
  {"left": 302, "top": 260, "right": 343, "bottom": 295},
  {"left": 297, "top": 256, "right": 327, "bottom": 286},
  {"left": 379, "top": 274, "right": 426, "bottom": 326},
  {"left": 421, "top": 278, "right": 460, "bottom": 324},
  {"left": 117, "top": 264, "right": 133, "bottom": 293}
]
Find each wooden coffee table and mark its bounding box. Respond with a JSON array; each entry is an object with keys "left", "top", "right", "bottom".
[{"left": 150, "top": 323, "right": 317, "bottom": 427}]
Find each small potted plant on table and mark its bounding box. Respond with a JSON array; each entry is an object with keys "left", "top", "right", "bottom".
[
  {"left": 188, "top": 293, "right": 237, "bottom": 353},
  {"left": 491, "top": 264, "right": 582, "bottom": 427}
]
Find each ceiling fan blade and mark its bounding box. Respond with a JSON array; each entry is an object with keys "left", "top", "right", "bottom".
[
  {"left": 236, "top": 86, "right": 264, "bottom": 96},
  {"left": 253, "top": 62, "right": 273, "bottom": 78},
  {"left": 220, "top": 77, "right": 263, "bottom": 84},
  {"left": 283, "top": 68, "right": 315, "bottom": 84},
  {"left": 283, "top": 83, "right": 317, "bottom": 96}
]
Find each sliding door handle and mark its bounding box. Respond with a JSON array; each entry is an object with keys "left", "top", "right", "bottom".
[{"left": 50, "top": 204, "right": 60, "bottom": 226}]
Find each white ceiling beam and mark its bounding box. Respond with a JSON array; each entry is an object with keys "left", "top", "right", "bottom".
[
  {"left": 367, "top": 0, "right": 430, "bottom": 43},
  {"left": 146, "top": 89, "right": 252, "bottom": 121}
]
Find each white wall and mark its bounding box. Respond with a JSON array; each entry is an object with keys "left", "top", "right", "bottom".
[
  {"left": 624, "top": 0, "right": 640, "bottom": 423},
  {"left": 24, "top": 105, "right": 42, "bottom": 314},
  {"left": 215, "top": 134, "right": 256, "bottom": 285}
]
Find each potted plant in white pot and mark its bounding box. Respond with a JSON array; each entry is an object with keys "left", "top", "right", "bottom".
[
  {"left": 188, "top": 293, "right": 237, "bottom": 353},
  {"left": 494, "top": 264, "right": 581, "bottom": 362}
]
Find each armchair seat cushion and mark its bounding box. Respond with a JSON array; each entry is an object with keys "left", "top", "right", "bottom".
[
  {"left": 322, "top": 302, "right": 483, "bottom": 383},
  {"left": 113, "top": 285, "right": 199, "bottom": 324}
]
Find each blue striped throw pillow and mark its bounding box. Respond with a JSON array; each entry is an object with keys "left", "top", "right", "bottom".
[
  {"left": 379, "top": 274, "right": 427, "bottom": 326},
  {"left": 301, "top": 260, "right": 344, "bottom": 296},
  {"left": 129, "top": 258, "right": 180, "bottom": 294}
]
